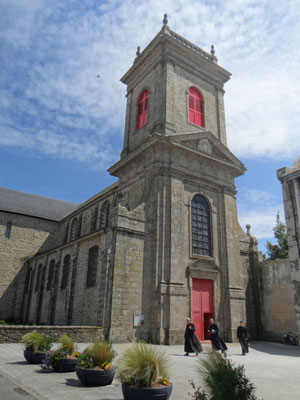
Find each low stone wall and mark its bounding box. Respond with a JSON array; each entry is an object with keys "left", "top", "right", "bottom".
[{"left": 0, "top": 325, "right": 103, "bottom": 343}]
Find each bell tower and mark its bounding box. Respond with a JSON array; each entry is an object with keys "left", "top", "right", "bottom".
[
  {"left": 121, "top": 14, "right": 231, "bottom": 158},
  {"left": 109, "top": 15, "right": 247, "bottom": 345}
]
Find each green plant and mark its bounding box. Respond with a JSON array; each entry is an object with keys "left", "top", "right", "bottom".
[
  {"left": 78, "top": 339, "right": 116, "bottom": 369},
  {"left": 190, "top": 350, "right": 258, "bottom": 400},
  {"left": 117, "top": 341, "right": 171, "bottom": 388},
  {"left": 59, "top": 334, "right": 75, "bottom": 355},
  {"left": 265, "top": 212, "right": 288, "bottom": 259},
  {"left": 21, "top": 331, "right": 53, "bottom": 352}
]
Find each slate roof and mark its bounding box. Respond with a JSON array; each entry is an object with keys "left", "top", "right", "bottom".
[{"left": 0, "top": 187, "right": 78, "bottom": 221}]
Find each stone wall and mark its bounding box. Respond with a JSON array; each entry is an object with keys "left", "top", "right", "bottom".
[
  {"left": 254, "top": 259, "right": 297, "bottom": 341},
  {"left": 19, "top": 185, "right": 117, "bottom": 327},
  {"left": 0, "top": 325, "right": 103, "bottom": 343},
  {"left": 0, "top": 211, "right": 59, "bottom": 320}
]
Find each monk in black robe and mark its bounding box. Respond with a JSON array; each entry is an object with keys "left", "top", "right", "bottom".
[
  {"left": 184, "top": 318, "right": 203, "bottom": 356},
  {"left": 237, "top": 321, "right": 249, "bottom": 355},
  {"left": 208, "top": 318, "right": 227, "bottom": 352}
]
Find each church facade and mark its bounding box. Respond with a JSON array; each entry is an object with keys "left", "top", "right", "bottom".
[{"left": 0, "top": 17, "right": 256, "bottom": 344}]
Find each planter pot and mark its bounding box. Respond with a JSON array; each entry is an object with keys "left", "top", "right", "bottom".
[
  {"left": 24, "top": 350, "right": 46, "bottom": 364},
  {"left": 76, "top": 366, "right": 115, "bottom": 386},
  {"left": 52, "top": 357, "right": 79, "bottom": 372},
  {"left": 122, "top": 383, "right": 173, "bottom": 400}
]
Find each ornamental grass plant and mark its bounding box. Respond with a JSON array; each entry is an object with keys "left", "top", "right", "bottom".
[
  {"left": 117, "top": 341, "right": 171, "bottom": 388},
  {"left": 59, "top": 334, "right": 75, "bottom": 355},
  {"left": 190, "top": 350, "right": 259, "bottom": 400},
  {"left": 78, "top": 339, "right": 116, "bottom": 370},
  {"left": 21, "top": 331, "right": 53, "bottom": 352}
]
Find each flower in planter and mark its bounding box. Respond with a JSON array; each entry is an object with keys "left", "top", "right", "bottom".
[
  {"left": 117, "top": 341, "right": 172, "bottom": 388},
  {"left": 77, "top": 339, "right": 116, "bottom": 370},
  {"left": 45, "top": 334, "right": 79, "bottom": 371},
  {"left": 21, "top": 331, "right": 53, "bottom": 352}
]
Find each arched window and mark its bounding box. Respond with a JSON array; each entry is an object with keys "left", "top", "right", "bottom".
[
  {"left": 35, "top": 264, "right": 43, "bottom": 292},
  {"left": 70, "top": 218, "right": 78, "bottom": 241},
  {"left": 47, "top": 259, "right": 55, "bottom": 291},
  {"left": 189, "top": 88, "right": 204, "bottom": 127},
  {"left": 191, "top": 195, "right": 211, "bottom": 256},
  {"left": 100, "top": 202, "right": 110, "bottom": 230},
  {"left": 137, "top": 89, "right": 148, "bottom": 129},
  {"left": 91, "top": 206, "right": 98, "bottom": 232},
  {"left": 61, "top": 255, "right": 70, "bottom": 289},
  {"left": 5, "top": 221, "right": 13, "bottom": 238},
  {"left": 86, "top": 246, "right": 99, "bottom": 288}
]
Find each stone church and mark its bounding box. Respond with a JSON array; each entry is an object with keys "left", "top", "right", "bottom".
[{"left": 1, "top": 16, "right": 290, "bottom": 344}]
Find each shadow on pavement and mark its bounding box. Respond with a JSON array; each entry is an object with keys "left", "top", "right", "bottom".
[
  {"left": 65, "top": 378, "right": 82, "bottom": 387},
  {"left": 6, "top": 360, "right": 28, "bottom": 365},
  {"left": 250, "top": 341, "right": 300, "bottom": 357}
]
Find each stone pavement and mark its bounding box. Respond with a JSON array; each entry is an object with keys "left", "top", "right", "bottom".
[{"left": 0, "top": 341, "right": 299, "bottom": 400}]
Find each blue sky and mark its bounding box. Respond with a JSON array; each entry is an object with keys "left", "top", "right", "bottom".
[{"left": 1, "top": 0, "right": 299, "bottom": 254}]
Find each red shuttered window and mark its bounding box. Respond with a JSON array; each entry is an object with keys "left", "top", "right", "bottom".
[
  {"left": 189, "top": 88, "right": 204, "bottom": 127},
  {"left": 137, "top": 89, "right": 148, "bottom": 129}
]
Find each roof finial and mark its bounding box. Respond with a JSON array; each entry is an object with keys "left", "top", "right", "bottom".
[
  {"left": 163, "top": 13, "right": 168, "bottom": 25},
  {"left": 210, "top": 44, "right": 218, "bottom": 63},
  {"left": 136, "top": 46, "right": 140, "bottom": 57}
]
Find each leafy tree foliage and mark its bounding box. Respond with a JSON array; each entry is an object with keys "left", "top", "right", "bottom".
[{"left": 265, "top": 212, "right": 288, "bottom": 259}]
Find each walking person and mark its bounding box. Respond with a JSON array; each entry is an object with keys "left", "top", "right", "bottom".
[
  {"left": 208, "top": 318, "right": 227, "bottom": 353},
  {"left": 184, "top": 317, "right": 203, "bottom": 356},
  {"left": 237, "top": 320, "right": 249, "bottom": 355}
]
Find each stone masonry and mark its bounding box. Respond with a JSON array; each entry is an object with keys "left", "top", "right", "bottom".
[{"left": 0, "top": 16, "right": 260, "bottom": 344}]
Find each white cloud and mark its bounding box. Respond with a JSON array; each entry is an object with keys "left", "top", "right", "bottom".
[
  {"left": 238, "top": 203, "right": 285, "bottom": 240},
  {"left": 1, "top": 0, "right": 300, "bottom": 167}
]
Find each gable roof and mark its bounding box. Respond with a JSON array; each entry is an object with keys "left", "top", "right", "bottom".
[{"left": 0, "top": 187, "right": 78, "bottom": 221}]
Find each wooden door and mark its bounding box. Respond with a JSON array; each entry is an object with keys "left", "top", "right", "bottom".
[{"left": 192, "top": 278, "right": 213, "bottom": 340}]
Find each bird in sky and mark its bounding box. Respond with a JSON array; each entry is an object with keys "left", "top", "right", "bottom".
[{"left": 96, "top": 74, "right": 101, "bottom": 78}]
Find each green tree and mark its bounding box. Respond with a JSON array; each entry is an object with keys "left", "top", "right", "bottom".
[{"left": 265, "top": 212, "right": 288, "bottom": 259}]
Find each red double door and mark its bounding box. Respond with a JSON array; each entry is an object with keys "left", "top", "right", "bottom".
[{"left": 192, "top": 278, "right": 214, "bottom": 341}]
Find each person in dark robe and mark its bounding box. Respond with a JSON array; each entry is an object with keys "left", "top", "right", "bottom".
[
  {"left": 184, "top": 318, "right": 203, "bottom": 356},
  {"left": 237, "top": 320, "right": 249, "bottom": 355},
  {"left": 208, "top": 318, "right": 227, "bottom": 353}
]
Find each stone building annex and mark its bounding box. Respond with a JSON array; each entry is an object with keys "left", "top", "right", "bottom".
[{"left": 1, "top": 16, "right": 299, "bottom": 344}]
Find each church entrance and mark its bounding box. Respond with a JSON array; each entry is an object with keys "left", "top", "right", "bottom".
[{"left": 192, "top": 278, "right": 214, "bottom": 341}]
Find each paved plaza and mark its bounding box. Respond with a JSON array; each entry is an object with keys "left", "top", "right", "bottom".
[{"left": 0, "top": 341, "right": 299, "bottom": 400}]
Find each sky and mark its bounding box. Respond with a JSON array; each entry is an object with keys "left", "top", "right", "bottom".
[{"left": 1, "top": 0, "right": 299, "bottom": 254}]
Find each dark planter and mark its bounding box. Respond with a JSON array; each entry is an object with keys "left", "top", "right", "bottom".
[
  {"left": 24, "top": 350, "right": 46, "bottom": 364},
  {"left": 52, "top": 357, "right": 79, "bottom": 372},
  {"left": 122, "top": 383, "right": 173, "bottom": 400},
  {"left": 76, "top": 366, "right": 115, "bottom": 386}
]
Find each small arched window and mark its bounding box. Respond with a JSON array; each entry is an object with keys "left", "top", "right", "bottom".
[
  {"left": 47, "top": 259, "right": 55, "bottom": 291},
  {"left": 61, "top": 255, "right": 70, "bottom": 289},
  {"left": 137, "top": 89, "right": 148, "bottom": 129},
  {"left": 100, "top": 202, "right": 110, "bottom": 230},
  {"left": 191, "top": 195, "right": 211, "bottom": 256},
  {"left": 189, "top": 88, "right": 204, "bottom": 127},
  {"left": 86, "top": 246, "right": 99, "bottom": 288}
]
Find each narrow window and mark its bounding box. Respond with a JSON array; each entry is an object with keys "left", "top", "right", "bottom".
[
  {"left": 70, "top": 218, "right": 78, "bottom": 241},
  {"left": 35, "top": 264, "right": 43, "bottom": 292},
  {"left": 100, "top": 202, "right": 110, "bottom": 229},
  {"left": 86, "top": 246, "right": 99, "bottom": 288},
  {"left": 24, "top": 267, "right": 32, "bottom": 294},
  {"left": 5, "top": 221, "right": 13, "bottom": 238},
  {"left": 189, "top": 88, "right": 204, "bottom": 127},
  {"left": 47, "top": 259, "right": 55, "bottom": 291},
  {"left": 91, "top": 207, "right": 98, "bottom": 232},
  {"left": 191, "top": 195, "right": 211, "bottom": 256},
  {"left": 61, "top": 255, "right": 70, "bottom": 289},
  {"left": 137, "top": 89, "right": 148, "bottom": 129}
]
